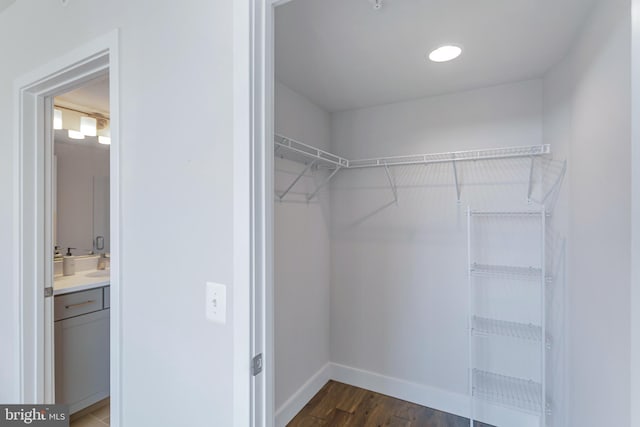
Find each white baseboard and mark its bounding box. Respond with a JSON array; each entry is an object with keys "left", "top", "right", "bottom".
[
  {"left": 275, "top": 363, "right": 331, "bottom": 427},
  {"left": 330, "top": 362, "right": 540, "bottom": 427},
  {"left": 330, "top": 362, "right": 469, "bottom": 419}
]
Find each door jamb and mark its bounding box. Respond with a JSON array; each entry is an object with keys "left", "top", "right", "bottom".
[
  {"left": 14, "top": 30, "right": 121, "bottom": 425},
  {"left": 234, "top": 0, "right": 292, "bottom": 426},
  {"left": 631, "top": 0, "right": 640, "bottom": 424}
]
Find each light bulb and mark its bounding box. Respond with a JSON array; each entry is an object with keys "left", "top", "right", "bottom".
[
  {"left": 53, "top": 109, "right": 63, "bottom": 130},
  {"left": 68, "top": 130, "right": 85, "bottom": 140},
  {"left": 80, "top": 116, "right": 97, "bottom": 136}
]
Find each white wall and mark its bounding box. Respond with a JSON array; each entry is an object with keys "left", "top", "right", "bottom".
[
  {"left": 543, "top": 0, "right": 631, "bottom": 425},
  {"left": 0, "top": 1, "right": 235, "bottom": 425},
  {"left": 274, "top": 81, "right": 331, "bottom": 411},
  {"left": 329, "top": 80, "right": 544, "bottom": 402},
  {"left": 55, "top": 141, "right": 110, "bottom": 254}
]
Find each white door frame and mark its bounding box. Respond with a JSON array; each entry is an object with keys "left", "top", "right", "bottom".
[
  {"left": 631, "top": 0, "right": 640, "bottom": 424},
  {"left": 234, "top": 1, "right": 296, "bottom": 426},
  {"left": 14, "top": 30, "right": 121, "bottom": 424}
]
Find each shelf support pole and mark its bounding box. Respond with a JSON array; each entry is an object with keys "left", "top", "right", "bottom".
[
  {"left": 527, "top": 156, "right": 535, "bottom": 204},
  {"left": 383, "top": 164, "right": 398, "bottom": 205},
  {"left": 452, "top": 159, "right": 461, "bottom": 203},
  {"left": 279, "top": 159, "right": 317, "bottom": 201},
  {"left": 306, "top": 166, "right": 342, "bottom": 202}
]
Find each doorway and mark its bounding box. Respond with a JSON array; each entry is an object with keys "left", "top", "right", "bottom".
[
  {"left": 52, "top": 74, "right": 112, "bottom": 424},
  {"left": 15, "top": 32, "right": 121, "bottom": 426}
]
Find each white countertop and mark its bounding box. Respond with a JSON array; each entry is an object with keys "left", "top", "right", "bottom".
[{"left": 54, "top": 269, "right": 110, "bottom": 295}]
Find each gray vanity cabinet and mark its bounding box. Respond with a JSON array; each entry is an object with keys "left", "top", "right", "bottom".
[{"left": 54, "top": 287, "right": 110, "bottom": 414}]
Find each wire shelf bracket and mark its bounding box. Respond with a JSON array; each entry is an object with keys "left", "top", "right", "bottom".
[
  {"left": 527, "top": 157, "right": 536, "bottom": 204},
  {"left": 383, "top": 164, "right": 398, "bottom": 205},
  {"left": 541, "top": 160, "right": 567, "bottom": 206},
  {"left": 452, "top": 159, "right": 461, "bottom": 203},
  {"left": 306, "top": 166, "right": 342, "bottom": 202},
  {"left": 278, "top": 159, "right": 317, "bottom": 201}
]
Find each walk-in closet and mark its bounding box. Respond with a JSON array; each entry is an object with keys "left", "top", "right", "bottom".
[{"left": 272, "top": 1, "right": 624, "bottom": 426}]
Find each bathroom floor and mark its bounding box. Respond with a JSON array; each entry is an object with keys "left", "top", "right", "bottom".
[{"left": 70, "top": 401, "right": 110, "bottom": 427}]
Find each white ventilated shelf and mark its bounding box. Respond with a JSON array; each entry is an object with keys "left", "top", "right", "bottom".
[
  {"left": 470, "top": 263, "right": 543, "bottom": 279},
  {"left": 274, "top": 134, "right": 550, "bottom": 170},
  {"left": 274, "top": 134, "right": 552, "bottom": 202},
  {"left": 470, "top": 210, "right": 547, "bottom": 218},
  {"left": 473, "top": 369, "right": 542, "bottom": 414},
  {"left": 275, "top": 134, "right": 349, "bottom": 169},
  {"left": 348, "top": 144, "right": 550, "bottom": 169},
  {"left": 472, "top": 316, "right": 542, "bottom": 342}
]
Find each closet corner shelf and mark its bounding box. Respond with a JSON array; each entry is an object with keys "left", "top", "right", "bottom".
[
  {"left": 473, "top": 369, "right": 543, "bottom": 414},
  {"left": 275, "top": 134, "right": 349, "bottom": 168},
  {"left": 472, "top": 316, "right": 542, "bottom": 342}
]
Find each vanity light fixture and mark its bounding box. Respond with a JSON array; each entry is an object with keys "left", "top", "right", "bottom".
[
  {"left": 55, "top": 105, "right": 110, "bottom": 143},
  {"left": 53, "top": 109, "right": 63, "bottom": 130},
  {"left": 68, "top": 130, "right": 85, "bottom": 140},
  {"left": 80, "top": 116, "right": 97, "bottom": 136},
  {"left": 428, "top": 45, "right": 462, "bottom": 63}
]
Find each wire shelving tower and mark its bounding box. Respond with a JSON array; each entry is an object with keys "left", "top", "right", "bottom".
[{"left": 467, "top": 209, "right": 549, "bottom": 427}]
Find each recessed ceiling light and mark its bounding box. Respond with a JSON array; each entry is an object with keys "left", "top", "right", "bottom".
[{"left": 428, "top": 45, "right": 462, "bottom": 63}]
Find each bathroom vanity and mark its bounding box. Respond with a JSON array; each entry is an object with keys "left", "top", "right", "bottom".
[{"left": 54, "top": 256, "right": 110, "bottom": 414}]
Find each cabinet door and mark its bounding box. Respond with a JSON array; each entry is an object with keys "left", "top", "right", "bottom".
[{"left": 55, "top": 309, "right": 110, "bottom": 414}]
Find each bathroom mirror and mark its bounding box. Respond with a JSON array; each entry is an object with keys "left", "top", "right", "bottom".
[
  {"left": 54, "top": 137, "right": 110, "bottom": 255},
  {"left": 93, "top": 176, "right": 110, "bottom": 253}
]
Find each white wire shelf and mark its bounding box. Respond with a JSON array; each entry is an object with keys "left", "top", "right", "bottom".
[
  {"left": 347, "top": 144, "right": 550, "bottom": 169},
  {"left": 274, "top": 134, "right": 550, "bottom": 170},
  {"left": 470, "top": 210, "right": 547, "bottom": 218},
  {"left": 274, "top": 134, "right": 553, "bottom": 202},
  {"left": 275, "top": 134, "right": 349, "bottom": 168},
  {"left": 470, "top": 263, "right": 543, "bottom": 279},
  {"left": 472, "top": 316, "right": 542, "bottom": 342},
  {"left": 473, "top": 369, "right": 542, "bottom": 414}
]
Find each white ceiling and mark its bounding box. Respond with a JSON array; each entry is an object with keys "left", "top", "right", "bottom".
[
  {"left": 0, "top": 0, "right": 15, "bottom": 14},
  {"left": 275, "top": 0, "right": 599, "bottom": 112},
  {"left": 56, "top": 75, "right": 110, "bottom": 114}
]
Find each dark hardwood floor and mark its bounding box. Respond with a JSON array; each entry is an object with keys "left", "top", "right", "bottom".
[{"left": 288, "top": 381, "right": 492, "bottom": 427}]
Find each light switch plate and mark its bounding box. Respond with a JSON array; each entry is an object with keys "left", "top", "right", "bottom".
[{"left": 206, "top": 282, "right": 226, "bottom": 324}]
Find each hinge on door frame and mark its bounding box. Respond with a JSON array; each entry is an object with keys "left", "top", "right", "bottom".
[
  {"left": 44, "top": 287, "right": 53, "bottom": 297},
  {"left": 252, "top": 353, "right": 263, "bottom": 376}
]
